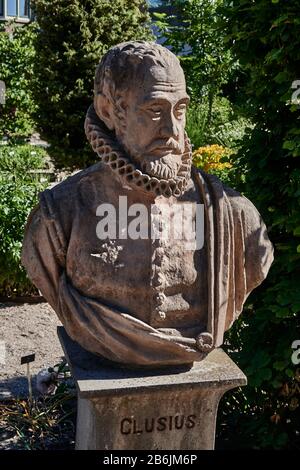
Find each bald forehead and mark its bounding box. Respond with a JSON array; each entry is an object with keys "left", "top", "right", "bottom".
[
  {"left": 128, "top": 66, "right": 189, "bottom": 107},
  {"left": 149, "top": 63, "right": 185, "bottom": 82},
  {"left": 133, "top": 63, "right": 187, "bottom": 95}
]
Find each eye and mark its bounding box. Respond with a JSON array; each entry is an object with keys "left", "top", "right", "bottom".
[
  {"left": 174, "top": 103, "right": 187, "bottom": 120},
  {"left": 147, "top": 107, "right": 162, "bottom": 121}
]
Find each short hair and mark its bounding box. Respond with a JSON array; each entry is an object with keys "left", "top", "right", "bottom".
[{"left": 94, "top": 41, "right": 182, "bottom": 102}]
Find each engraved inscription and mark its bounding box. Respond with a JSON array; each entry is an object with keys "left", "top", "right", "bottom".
[{"left": 120, "top": 414, "right": 197, "bottom": 435}]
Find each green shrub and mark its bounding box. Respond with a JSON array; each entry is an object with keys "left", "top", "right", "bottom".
[
  {"left": 187, "top": 97, "right": 252, "bottom": 153},
  {"left": 0, "top": 144, "right": 47, "bottom": 172},
  {"left": 30, "top": 0, "right": 153, "bottom": 169},
  {"left": 0, "top": 145, "right": 49, "bottom": 297},
  {"left": 0, "top": 22, "right": 37, "bottom": 139},
  {"left": 217, "top": 0, "right": 300, "bottom": 449}
]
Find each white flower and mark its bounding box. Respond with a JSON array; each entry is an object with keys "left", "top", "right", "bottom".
[{"left": 36, "top": 368, "right": 58, "bottom": 395}]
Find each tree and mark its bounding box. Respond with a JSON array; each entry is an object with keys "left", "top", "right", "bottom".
[
  {"left": 154, "top": 0, "right": 234, "bottom": 119},
  {"left": 0, "top": 22, "right": 37, "bottom": 139},
  {"left": 31, "top": 0, "right": 153, "bottom": 168},
  {"left": 218, "top": 0, "right": 300, "bottom": 449}
]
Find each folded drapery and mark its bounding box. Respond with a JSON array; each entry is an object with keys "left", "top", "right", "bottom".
[{"left": 21, "top": 163, "right": 273, "bottom": 367}]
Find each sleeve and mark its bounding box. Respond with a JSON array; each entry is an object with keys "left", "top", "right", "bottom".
[
  {"left": 241, "top": 196, "right": 274, "bottom": 293},
  {"left": 222, "top": 189, "right": 274, "bottom": 332},
  {"left": 195, "top": 170, "right": 274, "bottom": 349},
  {"left": 21, "top": 193, "right": 65, "bottom": 312}
]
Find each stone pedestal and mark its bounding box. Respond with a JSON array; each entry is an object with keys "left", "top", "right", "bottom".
[{"left": 58, "top": 326, "right": 246, "bottom": 450}]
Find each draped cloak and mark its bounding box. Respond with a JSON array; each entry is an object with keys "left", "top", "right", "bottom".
[{"left": 21, "top": 154, "right": 274, "bottom": 368}]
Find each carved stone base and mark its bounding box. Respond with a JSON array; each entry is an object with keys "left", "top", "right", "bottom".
[{"left": 58, "top": 326, "right": 246, "bottom": 450}]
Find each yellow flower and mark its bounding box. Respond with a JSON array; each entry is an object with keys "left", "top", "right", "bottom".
[{"left": 192, "top": 144, "right": 233, "bottom": 173}]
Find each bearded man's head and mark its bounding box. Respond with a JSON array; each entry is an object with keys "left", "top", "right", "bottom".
[{"left": 94, "top": 41, "right": 190, "bottom": 180}]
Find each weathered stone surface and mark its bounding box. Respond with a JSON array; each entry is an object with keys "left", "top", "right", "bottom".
[
  {"left": 58, "top": 326, "right": 246, "bottom": 450},
  {"left": 22, "top": 41, "right": 274, "bottom": 368}
]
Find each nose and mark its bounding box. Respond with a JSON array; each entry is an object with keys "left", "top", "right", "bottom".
[{"left": 159, "top": 112, "right": 179, "bottom": 140}]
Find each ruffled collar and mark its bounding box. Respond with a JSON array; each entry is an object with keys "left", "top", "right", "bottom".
[{"left": 84, "top": 105, "right": 192, "bottom": 198}]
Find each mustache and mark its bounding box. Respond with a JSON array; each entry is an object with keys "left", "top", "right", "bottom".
[{"left": 145, "top": 138, "right": 182, "bottom": 155}]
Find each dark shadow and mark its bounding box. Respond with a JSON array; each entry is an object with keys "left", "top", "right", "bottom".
[
  {"left": 0, "top": 375, "right": 31, "bottom": 399},
  {"left": 0, "top": 299, "right": 47, "bottom": 310},
  {"left": 0, "top": 297, "right": 46, "bottom": 307}
]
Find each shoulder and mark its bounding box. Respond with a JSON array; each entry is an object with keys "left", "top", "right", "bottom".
[
  {"left": 193, "top": 167, "right": 262, "bottom": 225},
  {"left": 39, "top": 161, "right": 114, "bottom": 218},
  {"left": 193, "top": 167, "right": 273, "bottom": 286},
  {"left": 24, "top": 162, "right": 110, "bottom": 245},
  {"left": 46, "top": 162, "right": 105, "bottom": 204}
]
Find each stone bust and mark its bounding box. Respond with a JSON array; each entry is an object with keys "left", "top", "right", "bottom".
[{"left": 22, "top": 41, "right": 273, "bottom": 368}]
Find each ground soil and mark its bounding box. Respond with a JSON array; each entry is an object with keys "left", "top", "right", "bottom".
[{"left": 0, "top": 302, "right": 63, "bottom": 398}]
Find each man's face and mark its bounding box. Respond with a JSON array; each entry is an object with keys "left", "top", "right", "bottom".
[{"left": 115, "top": 63, "right": 189, "bottom": 180}]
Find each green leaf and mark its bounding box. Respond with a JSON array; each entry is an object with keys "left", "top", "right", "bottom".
[
  {"left": 274, "top": 71, "right": 288, "bottom": 84},
  {"left": 273, "top": 361, "right": 287, "bottom": 371},
  {"left": 152, "top": 12, "right": 167, "bottom": 20},
  {"left": 282, "top": 140, "right": 295, "bottom": 150},
  {"left": 286, "top": 369, "right": 295, "bottom": 378},
  {"left": 293, "top": 227, "right": 300, "bottom": 236}
]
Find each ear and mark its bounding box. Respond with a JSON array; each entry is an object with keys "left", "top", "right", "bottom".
[{"left": 94, "top": 93, "right": 115, "bottom": 130}]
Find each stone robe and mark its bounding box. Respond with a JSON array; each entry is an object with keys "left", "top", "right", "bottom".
[{"left": 21, "top": 160, "right": 273, "bottom": 367}]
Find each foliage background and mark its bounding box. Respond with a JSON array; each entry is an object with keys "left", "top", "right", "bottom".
[
  {"left": 215, "top": 0, "right": 300, "bottom": 449},
  {"left": 154, "top": 0, "right": 234, "bottom": 110},
  {"left": 0, "top": 22, "right": 37, "bottom": 139},
  {"left": 0, "top": 145, "right": 48, "bottom": 297}
]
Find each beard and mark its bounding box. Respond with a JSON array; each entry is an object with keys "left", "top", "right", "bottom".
[
  {"left": 140, "top": 152, "right": 182, "bottom": 179},
  {"left": 115, "top": 121, "right": 186, "bottom": 180},
  {"left": 123, "top": 136, "right": 185, "bottom": 180}
]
